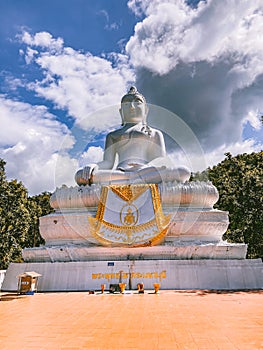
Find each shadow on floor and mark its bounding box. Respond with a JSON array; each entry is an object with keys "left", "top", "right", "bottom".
[
  {"left": 174, "top": 289, "right": 263, "bottom": 296},
  {"left": 0, "top": 293, "right": 27, "bottom": 302}
]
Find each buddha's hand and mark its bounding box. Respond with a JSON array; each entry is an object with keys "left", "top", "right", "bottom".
[{"left": 75, "top": 165, "right": 96, "bottom": 186}]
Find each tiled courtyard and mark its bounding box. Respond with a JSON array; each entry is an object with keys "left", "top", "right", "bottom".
[{"left": 0, "top": 290, "right": 263, "bottom": 350}]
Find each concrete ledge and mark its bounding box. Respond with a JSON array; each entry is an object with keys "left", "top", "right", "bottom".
[
  {"left": 22, "top": 243, "right": 247, "bottom": 262},
  {"left": 2, "top": 259, "right": 263, "bottom": 292},
  {"left": 39, "top": 209, "right": 229, "bottom": 246}
]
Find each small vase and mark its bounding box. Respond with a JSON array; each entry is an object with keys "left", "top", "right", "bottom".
[
  {"left": 153, "top": 283, "right": 160, "bottom": 293},
  {"left": 101, "top": 284, "right": 106, "bottom": 293},
  {"left": 137, "top": 283, "right": 144, "bottom": 293},
  {"left": 119, "top": 283, "right": 126, "bottom": 293}
]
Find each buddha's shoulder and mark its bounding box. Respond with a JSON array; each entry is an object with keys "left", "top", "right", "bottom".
[
  {"left": 149, "top": 127, "right": 163, "bottom": 135},
  {"left": 106, "top": 128, "right": 125, "bottom": 141},
  {"left": 106, "top": 125, "right": 163, "bottom": 140},
  {"left": 146, "top": 127, "right": 164, "bottom": 140}
]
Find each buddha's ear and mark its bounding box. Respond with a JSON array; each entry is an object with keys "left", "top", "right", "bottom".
[
  {"left": 119, "top": 108, "right": 124, "bottom": 125},
  {"left": 143, "top": 104, "right": 149, "bottom": 123},
  {"left": 145, "top": 104, "right": 149, "bottom": 116}
]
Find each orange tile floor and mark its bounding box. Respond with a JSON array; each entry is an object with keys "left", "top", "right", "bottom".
[{"left": 0, "top": 290, "right": 263, "bottom": 350}]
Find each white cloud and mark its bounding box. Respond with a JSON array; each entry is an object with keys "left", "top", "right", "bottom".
[
  {"left": 127, "top": 0, "right": 193, "bottom": 74},
  {"left": 244, "top": 111, "right": 262, "bottom": 131},
  {"left": 168, "top": 138, "right": 262, "bottom": 176},
  {"left": 19, "top": 31, "right": 135, "bottom": 132},
  {"left": 0, "top": 30, "right": 135, "bottom": 194},
  {"left": 0, "top": 96, "right": 77, "bottom": 194},
  {"left": 99, "top": 10, "right": 120, "bottom": 30},
  {"left": 79, "top": 146, "right": 104, "bottom": 167},
  {"left": 126, "top": 0, "right": 263, "bottom": 154},
  {"left": 24, "top": 47, "right": 38, "bottom": 64},
  {"left": 20, "top": 31, "right": 64, "bottom": 52},
  {"left": 202, "top": 139, "right": 263, "bottom": 171},
  {"left": 3, "top": 7, "right": 263, "bottom": 197},
  {"left": 127, "top": 0, "right": 263, "bottom": 77}
]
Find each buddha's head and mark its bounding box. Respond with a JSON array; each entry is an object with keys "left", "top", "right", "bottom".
[{"left": 120, "top": 86, "right": 148, "bottom": 125}]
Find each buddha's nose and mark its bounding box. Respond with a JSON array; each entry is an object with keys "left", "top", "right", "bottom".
[{"left": 130, "top": 102, "right": 136, "bottom": 109}]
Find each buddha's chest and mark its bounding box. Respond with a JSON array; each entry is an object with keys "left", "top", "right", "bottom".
[{"left": 115, "top": 129, "right": 151, "bottom": 143}]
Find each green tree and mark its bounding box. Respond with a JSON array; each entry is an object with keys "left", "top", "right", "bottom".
[
  {"left": 208, "top": 151, "right": 263, "bottom": 259},
  {"left": 0, "top": 160, "right": 30, "bottom": 269},
  {"left": 24, "top": 192, "right": 53, "bottom": 248},
  {"left": 0, "top": 159, "right": 53, "bottom": 269}
]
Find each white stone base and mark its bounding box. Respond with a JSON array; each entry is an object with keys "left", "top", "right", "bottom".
[
  {"left": 23, "top": 243, "right": 247, "bottom": 262},
  {"left": 2, "top": 259, "right": 263, "bottom": 291},
  {"left": 39, "top": 209, "right": 229, "bottom": 246}
]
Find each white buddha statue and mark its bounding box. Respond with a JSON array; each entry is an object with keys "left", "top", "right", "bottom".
[
  {"left": 42, "top": 87, "right": 226, "bottom": 255},
  {"left": 75, "top": 87, "right": 191, "bottom": 186}
]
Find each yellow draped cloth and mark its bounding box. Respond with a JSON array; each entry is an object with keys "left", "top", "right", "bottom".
[{"left": 89, "top": 184, "right": 170, "bottom": 247}]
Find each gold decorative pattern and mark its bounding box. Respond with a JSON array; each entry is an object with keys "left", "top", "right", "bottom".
[
  {"left": 120, "top": 204, "right": 138, "bottom": 226},
  {"left": 88, "top": 184, "right": 171, "bottom": 247},
  {"left": 151, "top": 184, "right": 167, "bottom": 228},
  {"left": 96, "top": 186, "right": 108, "bottom": 221},
  {"left": 110, "top": 184, "right": 148, "bottom": 202},
  {"left": 92, "top": 270, "right": 167, "bottom": 281}
]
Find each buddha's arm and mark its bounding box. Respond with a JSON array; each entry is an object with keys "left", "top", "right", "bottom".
[
  {"left": 75, "top": 133, "right": 117, "bottom": 185},
  {"left": 94, "top": 133, "right": 116, "bottom": 170},
  {"left": 146, "top": 131, "right": 168, "bottom": 167}
]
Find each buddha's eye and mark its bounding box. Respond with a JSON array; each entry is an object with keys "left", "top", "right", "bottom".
[{"left": 122, "top": 99, "right": 143, "bottom": 106}]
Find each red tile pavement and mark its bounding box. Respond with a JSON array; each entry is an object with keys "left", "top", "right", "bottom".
[{"left": 0, "top": 290, "right": 263, "bottom": 350}]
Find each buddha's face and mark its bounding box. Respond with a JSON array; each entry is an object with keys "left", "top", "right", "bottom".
[{"left": 120, "top": 94, "right": 147, "bottom": 124}]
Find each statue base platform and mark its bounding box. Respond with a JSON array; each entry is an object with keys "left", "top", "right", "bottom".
[
  {"left": 4, "top": 182, "right": 260, "bottom": 291},
  {"left": 43, "top": 182, "right": 225, "bottom": 247},
  {"left": 36, "top": 208, "right": 230, "bottom": 247},
  {"left": 22, "top": 243, "right": 247, "bottom": 262},
  {"left": 2, "top": 259, "right": 263, "bottom": 291}
]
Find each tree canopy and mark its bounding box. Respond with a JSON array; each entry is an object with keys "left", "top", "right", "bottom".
[
  {"left": 207, "top": 151, "right": 263, "bottom": 259},
  {"left": 0, "top": 159, "right": 53, "bottom": 269}
]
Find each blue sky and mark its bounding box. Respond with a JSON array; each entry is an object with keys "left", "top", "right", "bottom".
[{"left": 0, "top": 0, "right": 262, "bottom": 195}]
